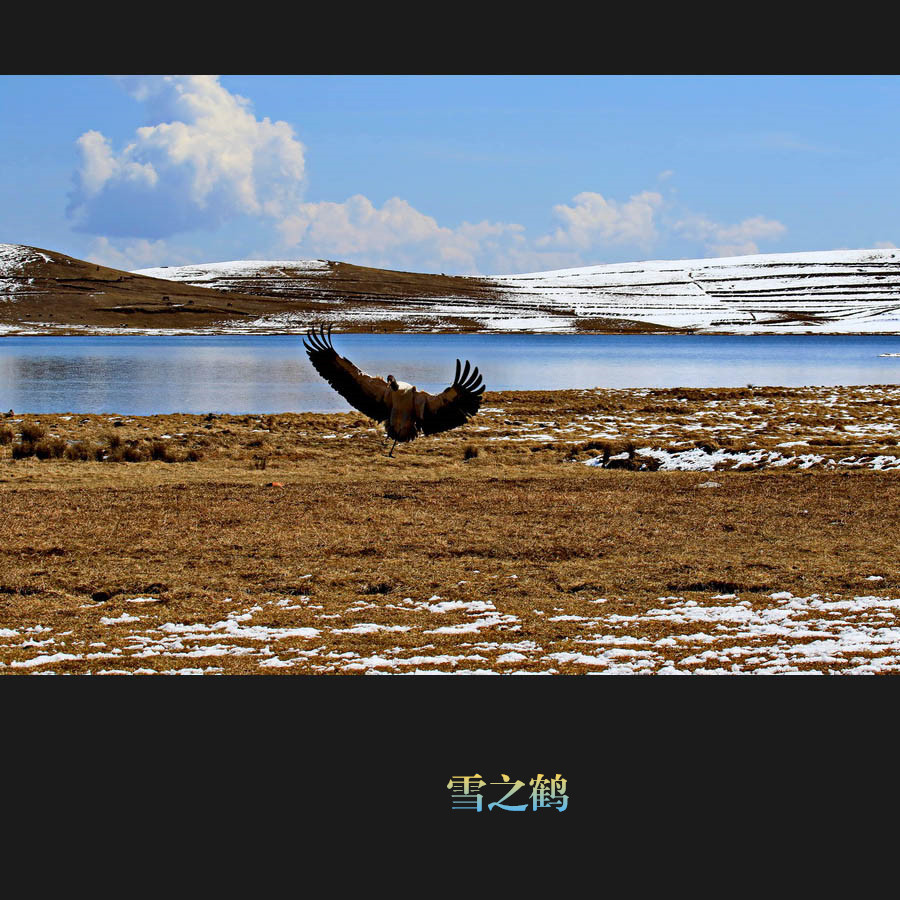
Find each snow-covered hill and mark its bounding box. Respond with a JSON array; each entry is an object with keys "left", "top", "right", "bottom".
[
  {"left": 483, "top": 248, "right": 900, "bottom": 333},
  {"left": 5, "top": 242, "right": 900, "bottom": 334},
  {"left": 135, "top": 248, "right": 900, "bottom": 333}
]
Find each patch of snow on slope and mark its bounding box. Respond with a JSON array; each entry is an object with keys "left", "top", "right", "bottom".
[
  {"left": 0, "top": 244, "right": 51, "bottom": 299},
  {"left": 135, "top": 259, "right": 329, "bottom": 279},
  {"left": 0, "top": 244, "right": 52, "bottom": 270}
]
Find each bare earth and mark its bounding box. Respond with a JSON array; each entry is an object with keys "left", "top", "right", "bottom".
[{"left": 2, "top": 385, "right": 900, "bottom": 675}]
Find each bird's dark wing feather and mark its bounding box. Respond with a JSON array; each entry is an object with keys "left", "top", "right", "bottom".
[
  {"left": 303, "top": 325, "right": 392, "bottom": 423},
  {"left": 421, "top": 358, "right": 486, "bottom": 436}
]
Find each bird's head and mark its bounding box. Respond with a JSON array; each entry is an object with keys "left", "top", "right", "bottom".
[{"left": 387, "top": 374, "right": 398, "bottom": 390}]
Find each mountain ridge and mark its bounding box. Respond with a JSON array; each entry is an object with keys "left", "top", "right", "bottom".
[{"left": 4, "top": 242, "right": 900, "bottom": 334}]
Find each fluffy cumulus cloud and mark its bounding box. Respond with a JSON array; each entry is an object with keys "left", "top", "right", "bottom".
[
  {"left": 673, "top": 213, "right": 787, "bottom": 257},
  {"left": 273, "top": 188, "right": 670, "bottom": 275},
  {"left": 85, "top": 237, "right": 189, "bottom": 271},
  {"left": 68, "top": 75, "right": 306, "bottom": 239},
  {"left": 277, "top": 195, "right": 529, "bottom": 274},
  {"left": 536, "top": 191, "right": 664, "bottom": 251}
]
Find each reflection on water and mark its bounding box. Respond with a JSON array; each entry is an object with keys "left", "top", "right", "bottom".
[{"left": 2, "top": 333, "right": 900, "bottom": 414}]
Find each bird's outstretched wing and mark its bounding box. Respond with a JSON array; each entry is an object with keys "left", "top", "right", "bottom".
[
  {"left": 303, "top": 325, "right": 392, "bottom": 423},
  {"left": 421, "top": 358, "right": 486, "bottom": 435}
]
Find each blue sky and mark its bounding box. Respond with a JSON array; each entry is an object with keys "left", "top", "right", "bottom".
[{"left": 2, "top": 74, "right": 900, "bottom": 275}]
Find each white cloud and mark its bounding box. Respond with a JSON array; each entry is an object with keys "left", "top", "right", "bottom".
[
  {"left": 74, "top": 130, "right": 155, "bottom": 195},
  {"left": 275, "top": 188, "right": 788, "bottom": 274},
  {"left": 68, "top": 75, "right": 306, "bottom": 238},
  {"left": 85, "top": 237, "right": 189, "bottom": 270},
  {"left": 673, "top": 213, "right": 787, "bottom": 257},
  {"left": 278, "top": 194, "right": 527, "bottom": 274},
  {"left": 536, "top": 191, "right": 663, "bottom": 251}
]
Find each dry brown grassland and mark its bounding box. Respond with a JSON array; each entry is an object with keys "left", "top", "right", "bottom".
[{"left": 2, "top": 385, "right": 900, "bottom": 675}]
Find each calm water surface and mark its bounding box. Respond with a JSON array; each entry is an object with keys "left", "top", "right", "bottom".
[{"left": 2, "top": 334, "right": 900, "bottom": 414}]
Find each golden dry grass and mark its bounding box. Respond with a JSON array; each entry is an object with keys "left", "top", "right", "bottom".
[{"left": 2, "top": 386, "right": 900, "bottom": 675}]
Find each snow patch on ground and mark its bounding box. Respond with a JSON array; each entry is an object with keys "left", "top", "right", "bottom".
[{"left": 3, "top": 562, "right": 899, "bottom": 674}]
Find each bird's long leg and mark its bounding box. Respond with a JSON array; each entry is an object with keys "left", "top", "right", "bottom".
[{"left": 388, "top": 440, "right": 397, "bottom": 458}]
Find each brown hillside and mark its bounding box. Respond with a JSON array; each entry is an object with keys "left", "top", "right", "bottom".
[{"left": 0, "top": 244, "right": 500, "bottom": 333}]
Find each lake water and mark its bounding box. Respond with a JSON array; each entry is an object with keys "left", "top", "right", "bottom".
[{"left": 2, "top": 333, "right": 900, "bottom": 415}]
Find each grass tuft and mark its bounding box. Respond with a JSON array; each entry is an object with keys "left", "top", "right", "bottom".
[
  {"left": 20, "top": 421, "right": 46, "bottom": 443},
  {"left": 34, "top": 437, "right": 67, "bottom": 460},
  {"left": 361, "top": 581, "right": 393, "bottom": 595},
  {"left": 150, "top": 441, "right": 176, "bottom": 463},
  {"left": 11, "top": 441, "right": 35, "bottom": 460}
]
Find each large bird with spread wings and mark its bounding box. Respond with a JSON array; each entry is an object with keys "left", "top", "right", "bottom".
[{"left": 304, "top": 325, "right": 485, "bottom": 456}]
